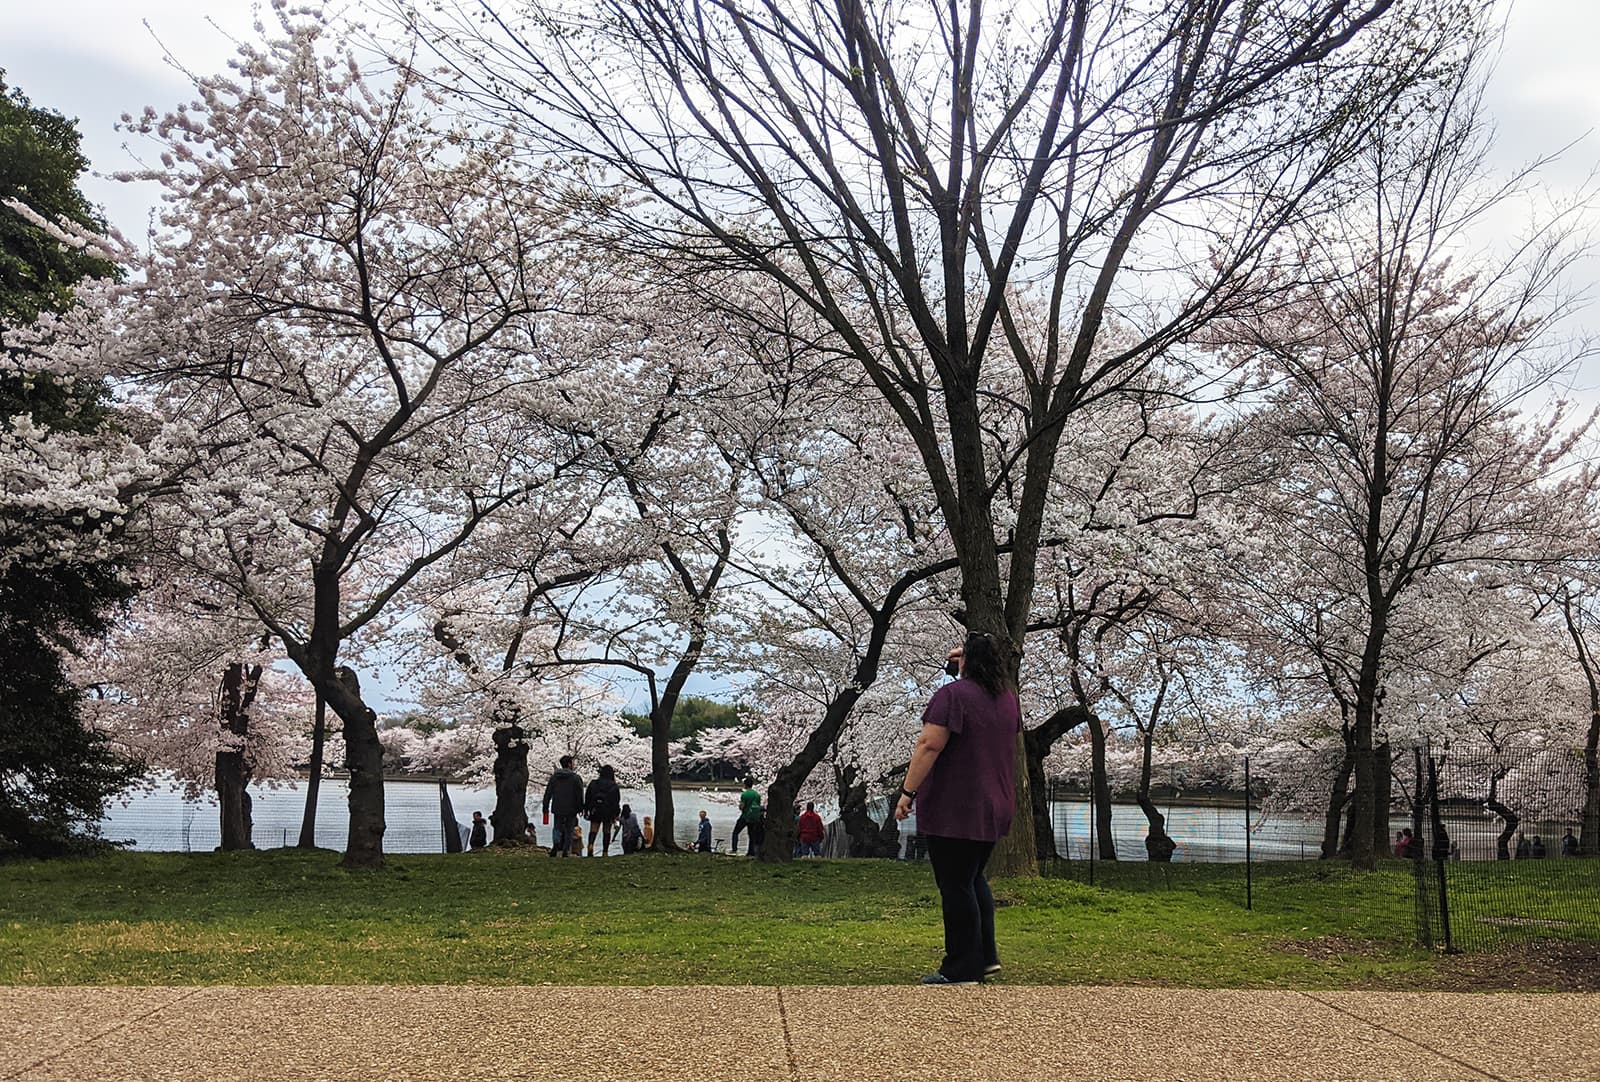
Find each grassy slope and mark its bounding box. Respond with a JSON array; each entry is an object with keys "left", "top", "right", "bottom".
[{"left": 0, "top": 848, "right": 1499, "bottom": 987}]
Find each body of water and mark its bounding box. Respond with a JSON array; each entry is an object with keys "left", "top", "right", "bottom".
[{"left": 101, "top": 779, "right": 1570, "bottom": 861}]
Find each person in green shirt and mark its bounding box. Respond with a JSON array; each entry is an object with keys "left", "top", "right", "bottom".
[{"left": 731, "top": 778, "right": 761, "bottom": 855}]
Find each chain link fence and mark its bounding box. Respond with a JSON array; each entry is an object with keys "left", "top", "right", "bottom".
[{"left": 1043, "top": 744, "right": 1600, "bottom": 952}]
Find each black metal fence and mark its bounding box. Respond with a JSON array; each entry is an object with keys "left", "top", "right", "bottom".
[{"left": 1043, "top": 744, "right": 1600, "bottom": 953}]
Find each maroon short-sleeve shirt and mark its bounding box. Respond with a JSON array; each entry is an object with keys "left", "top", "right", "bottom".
[{"left": 914, "top": 679, "right": 1022, "bottom": 842}]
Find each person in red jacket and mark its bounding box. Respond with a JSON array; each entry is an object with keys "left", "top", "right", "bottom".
[{"left": 797, "top": 801, "right": 826, "bottom": 857}]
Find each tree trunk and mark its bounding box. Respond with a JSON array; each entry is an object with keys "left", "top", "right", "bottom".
[
  {"left": 489, "top": 719, "right": 530, "bottom": 845},
  {"left": 835, "top": 761, "right": 901, "bottom": 858},
  {"left": 297, "top": 692, "right": 327, "bottom": 849},
  {"left": 1485, "top": 771, "right": 1518, "bottom": 860},
  {"left": 1023, "top": 705, "right": 1091, "bottom": 861},
  {"left": 761, "top": 689, "right": 862, "bottom": 865},
  {"left": 649, "top": 639, "right": 709, "bottom": 853},
  {"left": 1348, "top": 671, "right": 1380, "bottom": 870},
  {"left": 216, "top": 661, "right": 263, "bottom": 851},
  {"left": 1087, "top": 713, "right": 1117, "bottom": 861},
  {"left": 1372, "top": 741, "right": 1393, "bottom": 858},
  {"left": 1320, "top": 740, "right": 1354, "bottom": 860},
  {"left": 1581, "top": 712, "right": 1599, "bottom": 856},
  {"left": 1136, "top": 724, "right": 1175, "bottom": 862},
  {"left": 317, "top": 665, "right": 385, "bottom": 871}
]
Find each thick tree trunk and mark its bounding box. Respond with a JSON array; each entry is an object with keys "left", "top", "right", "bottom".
[
  {"left": 216, "top": 661, "right": 263, "bottom": 851},
  {"left": 1348, "top": 658, "right": 1381, "bottom": 870},
  {"left": 1087, "top": 713, "right": 1117, "bottom": 861},
  {"left": 316, "top": 665, "right": 384, "bottom": 871},
  {"left": 649, "top": 640, "right": 709, "bottom": 854},
  {"left": 1320, "top": 740, "right": 1354, "bottom": 860},
  {"left": 1136, "top": 723, "right": 1175, "bottom": 862},
  {"left": 835, "top": 762, "right": 901, "bottom": 858},
  {"left": 1023, "top": 705, "right": 1091, "bottom": 861},
  {"left": 762, "top": 689, "right": 861, "bottom": 865},
  {"left": 1485, "top": 771, "right": 1518, "bottom": 860},
  {"left": 1581, "top": 712, "right": 1599, "bottom": 856},
  {"left": 297, "top": 692, "right": 327, "bottom": 849},
  {"left": 1372, "top": 742, "right": 1393, "bottom": 858},
  {"left": 489, "top": 720, "right": 530, "bottom": 845}
]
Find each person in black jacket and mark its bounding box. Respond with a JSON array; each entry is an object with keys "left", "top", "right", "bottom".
[
  {"left": 469, "top": 810, "right": 489, "bottom": 850},
  {"left": 542, "top": 756, "right": 585, "bottom": 858},
  {"left": 585, "top": 764, "right": 623, "bottom": 857}
]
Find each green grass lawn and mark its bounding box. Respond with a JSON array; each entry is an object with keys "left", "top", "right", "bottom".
[{"left": 0, "top": 848, "right": 1586, "bottom": 987}]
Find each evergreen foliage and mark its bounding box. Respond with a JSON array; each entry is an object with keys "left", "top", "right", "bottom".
[{"left": 0, "top": 72, "right": 142, "bottom": 859}]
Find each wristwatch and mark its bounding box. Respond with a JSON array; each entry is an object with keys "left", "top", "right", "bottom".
[{"left": 898, "top": 787, "right": 916, "bottom": 801}]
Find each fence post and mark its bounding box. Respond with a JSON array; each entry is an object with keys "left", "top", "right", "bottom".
[
  {"left": 1244, "top": 756, "right": 1252, "bottom": 912},
  {"left": 1089, "top": 781, "right": 1096, "bottom": 887},
  {"left": 1425, "top": 744, "right": 1455, "bottom": 953}
]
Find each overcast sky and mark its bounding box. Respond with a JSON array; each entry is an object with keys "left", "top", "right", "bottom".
[
  {"left": 2, "top": 1, "right": 1596, "bottom": 242},
  {"left": 4, "top": 1, "right": 1598, "bottom": 709}
]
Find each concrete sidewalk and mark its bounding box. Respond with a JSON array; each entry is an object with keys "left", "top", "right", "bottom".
[{"left": 3, "top": 985, "right": 1594, "bottom": 1081}]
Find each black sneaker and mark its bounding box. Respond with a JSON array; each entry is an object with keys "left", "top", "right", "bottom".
[
  {"left": 983, "top": 962, "right": 1001, "bottom": 976},
  {"left": 921, "top": 972, "right": 979, "bottom": 985}
]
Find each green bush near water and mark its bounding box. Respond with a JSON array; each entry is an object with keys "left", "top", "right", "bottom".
[{"left": 0, "top": 849, "right": 1586, "bottom": 987}]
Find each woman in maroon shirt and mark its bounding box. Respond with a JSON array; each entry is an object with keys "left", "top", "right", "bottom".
[{"left": 895, "top": 632, "right": 1021, "bottom": 984}]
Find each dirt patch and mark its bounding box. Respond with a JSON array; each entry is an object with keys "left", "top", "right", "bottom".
[
  {"left": 1276, "top": 935, "right": 1387, "bottom": 960},
  {"left": 1427, "top": 941, "right": 1600, "bottom": 992}
]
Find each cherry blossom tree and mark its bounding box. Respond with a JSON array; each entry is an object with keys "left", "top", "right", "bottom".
[
  {"left": 79, "top": 574, "right": 313, "bottom": 850},
  {"left": 411, "top": 0, "right": 1482, "bottom": 876},
  {"left": 1210, "top": 56, "right": 1596, "bottom": 868},
  {"left": 43, "top": 7, "right": 611, "bottom": 869}
]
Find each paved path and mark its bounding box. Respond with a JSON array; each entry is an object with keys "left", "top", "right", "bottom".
[{"left": 3, "top": 985, "right": 1594, "bottom": 1080}]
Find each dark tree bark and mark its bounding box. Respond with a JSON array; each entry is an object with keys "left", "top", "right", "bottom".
[
  {"left": 1086, "top": 713, "right": 1117, "bottom": 861},
  {"left": 1320, "top": 737, "right": 1355, "bottom": 860},
  {"left": 759, "top": 560, "right": 950, "bottom": 864},
  {"left": 322, "top": 665, "right": 385, "bottom": 870},
  {"left": 1135, "top": 725, "right": 1176, "bottom": 863},
  {"left": 489, "top": 719, "right": 530, "bottom": 845},
  {"left": 1485, "top": 770, "right": 1518, "bottom": 861},
  {"left": 1372, "top": 741, "right": 1393, "bottom": 859},
  {"left": 834, "top": 761, "right": 901, "bottom": 859},
  {"left": 1023, "top": 705, "right": 1091, "bottom": 860},
  {"left": 215, "top": 660, "right": 264, "bottom": 851},
  {"left": 297, "top": 692, "right": 327, "bottom": 849}
]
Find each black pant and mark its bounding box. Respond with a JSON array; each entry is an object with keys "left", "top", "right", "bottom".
[{"left": 924, "top": 834, "right": 997, "bottom": 981}]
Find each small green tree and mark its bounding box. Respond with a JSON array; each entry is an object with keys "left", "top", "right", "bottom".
[{"left": 0, "top": 72, "right": 142, "bottom": 858}]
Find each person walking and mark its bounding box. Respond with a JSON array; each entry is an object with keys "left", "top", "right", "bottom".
[
  {"left": 585, "top": 765, "right": 623, "bottom": 857},
  {"left": 541, "top": 756, "right": 585, "bottom": 859},
  {"left": 618, "top": 804, "right": 644, "bottom": 854},
  {"left": 469, "top": 810, "right": 489, "bottom": 850},
  {"left": 797, "top": 802, "right": 825, "bottom": 858},
  {"left": 697, "top": 809, "right": 713, "bottom": 852},
  {"left": 895, "top": 633, "right": 1020, "bottom": 985},
  {"left": 731, "top": 778, "right": 761, "bottom": 854}
]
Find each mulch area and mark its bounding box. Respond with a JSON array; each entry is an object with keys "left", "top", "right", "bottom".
[{"left": 1277, "top": 935, "right": 1600, "bottom": 991}]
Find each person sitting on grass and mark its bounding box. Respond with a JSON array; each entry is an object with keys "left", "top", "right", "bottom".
[
  {"left": 619, "top": 804, "right": 644, "bottom": 854},
  {"left": 697, "top": 809, "right": 713, "bottom": 852},
  {"left": 642, "top": 816, "right": 655, "bottom": 848}
]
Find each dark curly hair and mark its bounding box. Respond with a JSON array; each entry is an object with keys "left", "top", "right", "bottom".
[{"left": 962, "top": 632, "right": 1011, "bottom": 697}]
